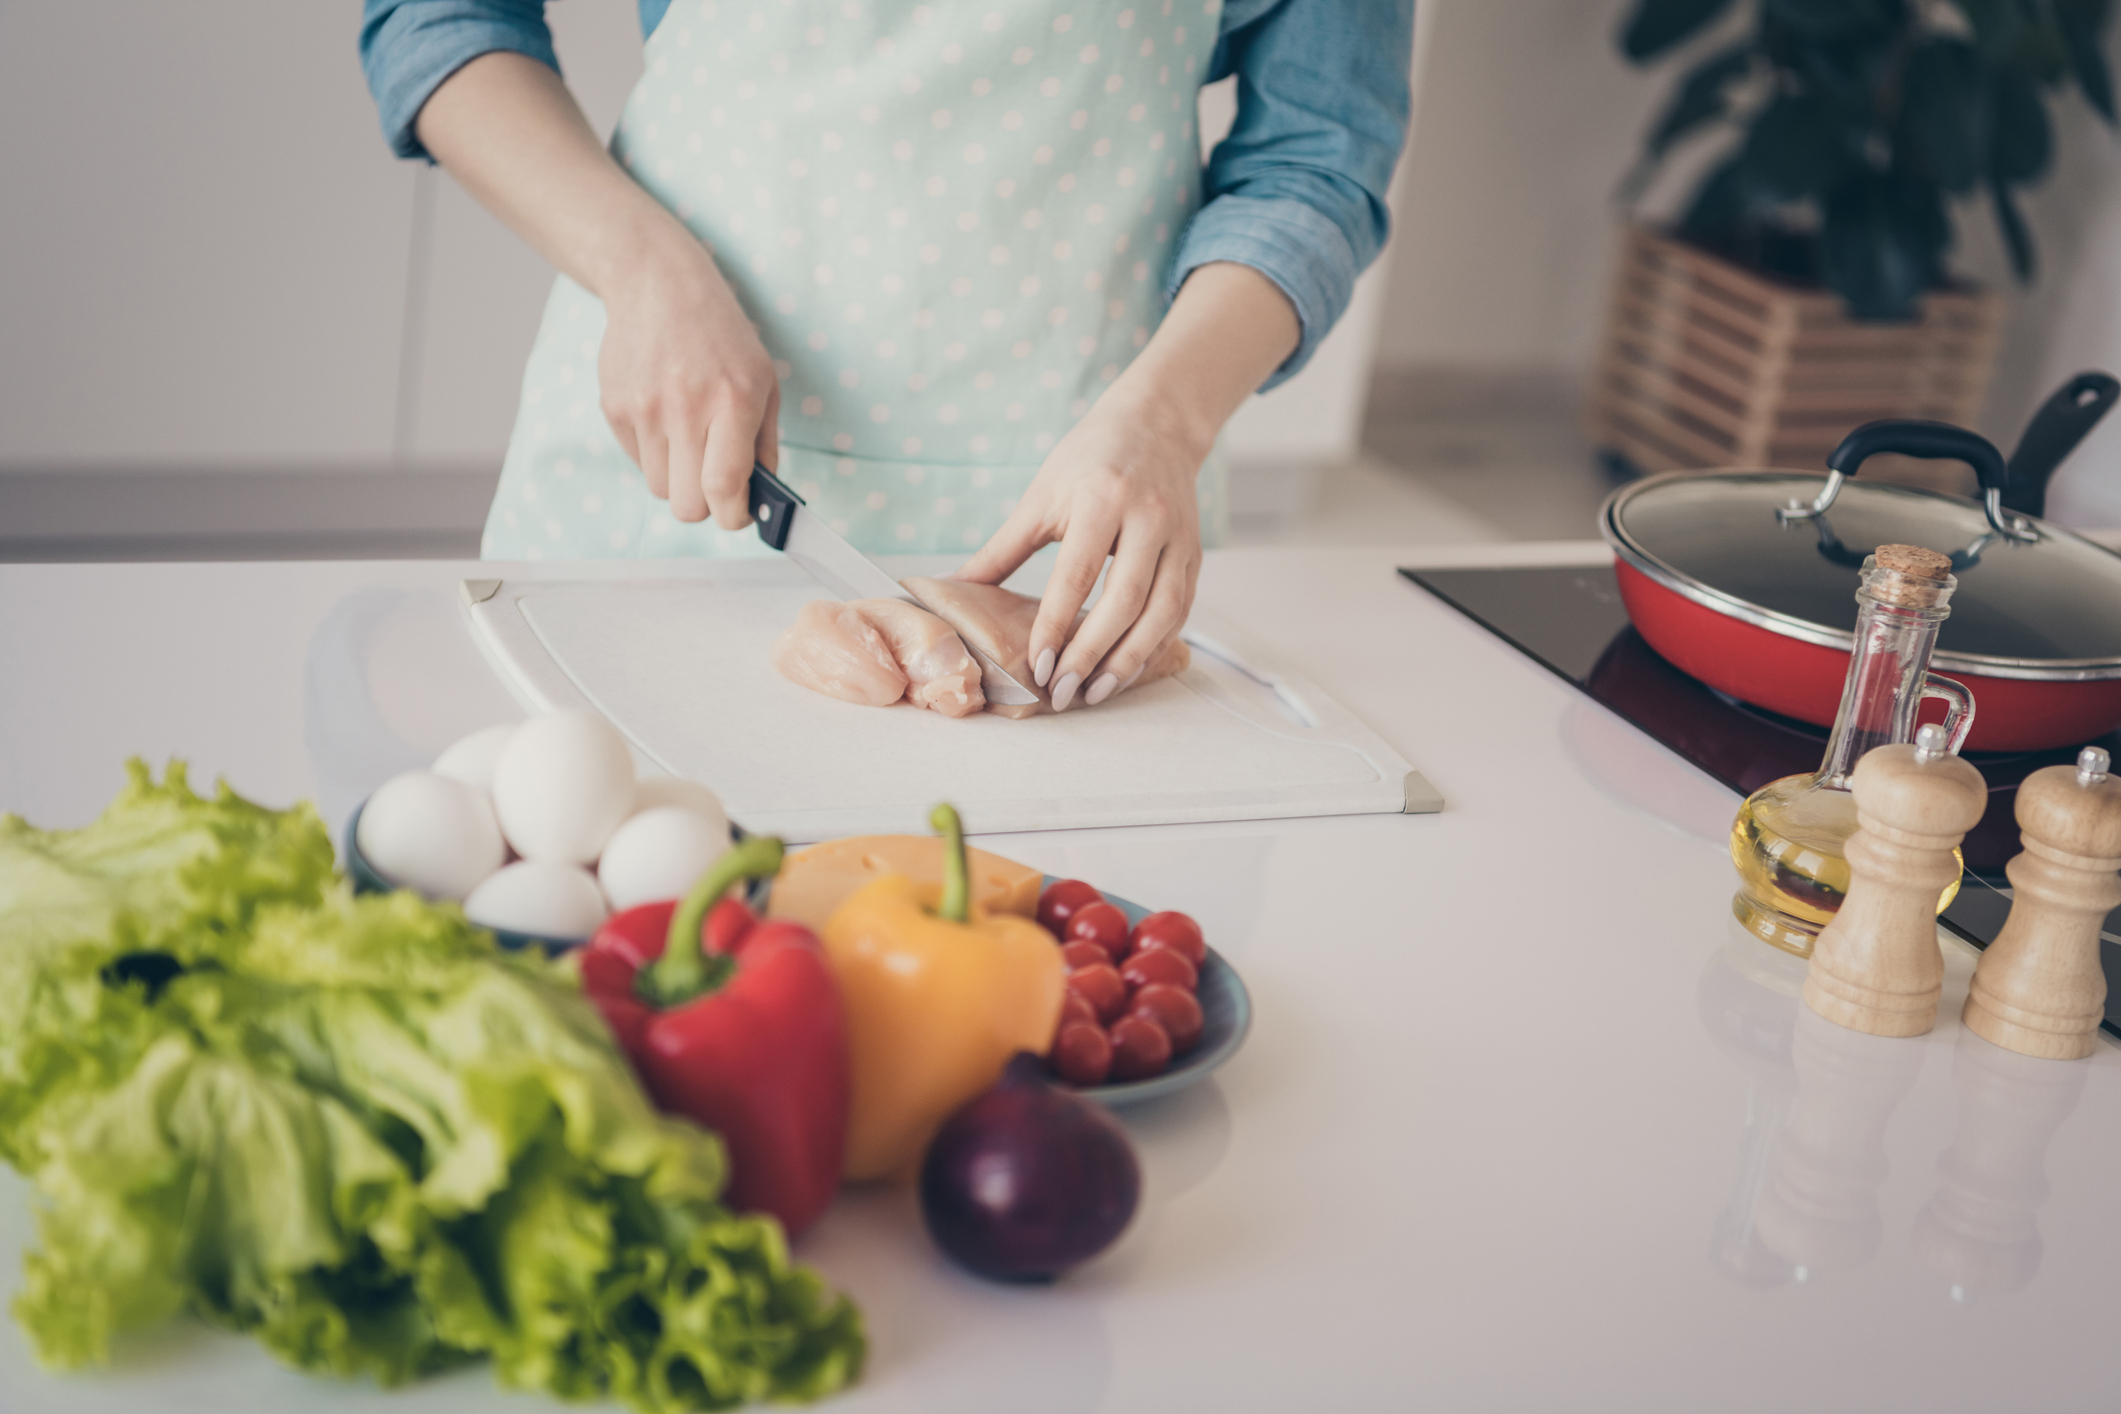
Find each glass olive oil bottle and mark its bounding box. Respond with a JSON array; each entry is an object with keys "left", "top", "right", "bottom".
[{"left": 1731, "top": 547, "right": 1974, "bottom": 955}]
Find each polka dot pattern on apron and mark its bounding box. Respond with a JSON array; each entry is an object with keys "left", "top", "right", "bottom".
[{"left": 487, "top": 1, "right": 1228, "bottom": 561}]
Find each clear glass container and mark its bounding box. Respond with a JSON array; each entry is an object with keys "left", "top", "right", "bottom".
[{"left": 1730, "top": 553, "right": 1976, "bottom": 955}]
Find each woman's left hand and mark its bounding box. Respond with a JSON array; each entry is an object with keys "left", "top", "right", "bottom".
[
  {"left": 952, "top": 389, "right": 1206, "bottom": 712},
  {"left": 952, "top": 261, "right": 1301, "bottom": 711}
]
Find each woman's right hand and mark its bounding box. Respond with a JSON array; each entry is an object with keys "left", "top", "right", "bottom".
[{"left": 599, "top": 242, "right": 780, "bottom": 530}]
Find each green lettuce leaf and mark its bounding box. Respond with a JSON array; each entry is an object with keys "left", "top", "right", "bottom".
[
  {"left": 0, "top": 759, "right": 336, "bottom": 1168},
  {"left": 0, "top": 762, "right": 864, "bottom": 1409}
]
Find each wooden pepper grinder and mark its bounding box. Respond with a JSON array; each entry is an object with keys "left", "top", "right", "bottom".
[
  {"left": 1962, "top": 746, "right": 2121, "bottom": 1060},
  {"left": 1804, "top": 724, "right": 1988, "bottom": 1037}
]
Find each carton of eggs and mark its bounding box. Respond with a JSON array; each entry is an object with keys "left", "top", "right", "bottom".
[{"left": 354, "top": 709, "right": 733, "bottom": 945}]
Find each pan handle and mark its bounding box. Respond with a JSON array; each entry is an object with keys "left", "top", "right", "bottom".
[
  {"left": 1920, "top": 672, "right": 1976, "bottom": 757},
  {"left": 1778, "top": 419, "right": 2036, "bottom": 544},
  {"left": 2000, "top": 371, "right": 2120, "bottom": 519}
]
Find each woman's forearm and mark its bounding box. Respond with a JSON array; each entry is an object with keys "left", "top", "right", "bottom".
[
  {"left": 413, "top": 50, "right": 700, "bottom": 299},
  {"left": 416, "top": 50, "right": 779, "bottom": 528},
  {"left": 1102, "top": 262, "right": 1302, "bottom": 456}
]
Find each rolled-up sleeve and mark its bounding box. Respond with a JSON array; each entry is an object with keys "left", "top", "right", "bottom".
[
  {"left": 1171, "top": 0, "right": 1415, "bottom": 388},
  {"left": 360, "top": 0, "right": 559, "bottom": 160}
]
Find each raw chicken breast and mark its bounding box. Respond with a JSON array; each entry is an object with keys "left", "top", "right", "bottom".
[
  {"left": 847, "top": 598, "right": 984, "bottom": 717},
  {"left": 770, "top": 601, "right": 906, "bottom": 708},
  {"left": 774, "top": 580, "right": 1191, "bottom": 719},
  {"left": 901, "top": 577, "right": 1191, "bottom": 718},
  {"left": 770, "top": 598, "right": 985, "bottom": 717}
]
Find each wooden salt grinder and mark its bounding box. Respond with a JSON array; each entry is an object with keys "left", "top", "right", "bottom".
[
  {"left": 1963, "top": 747, "right": 2121, "bottom": 1060},
  {"left": 1805, "top": 724, "right": 1988, "bottom": 1037}
]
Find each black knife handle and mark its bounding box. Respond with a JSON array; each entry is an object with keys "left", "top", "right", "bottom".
[{"left": 747, "top": 463, "right": 805, "bottom": 551}]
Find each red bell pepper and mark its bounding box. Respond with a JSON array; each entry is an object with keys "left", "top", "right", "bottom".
[{"left": 579, "top": 836, "right": 849, "bottom": 1237}]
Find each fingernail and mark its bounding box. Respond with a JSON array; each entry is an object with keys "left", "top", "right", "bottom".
[
  {"left": 1050, "top": 671, "right": 1081, "bottom": 712},
  {"left": 1033, "top": 648, "right": 1056, "bottom": 688},
  {"left": 1085, "top": 672, "right": 1119, "bottom": 706}
]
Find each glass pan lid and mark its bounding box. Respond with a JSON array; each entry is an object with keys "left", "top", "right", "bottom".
[{"left": 1604, "top": 473, "right": 2121, "bottom": 673}]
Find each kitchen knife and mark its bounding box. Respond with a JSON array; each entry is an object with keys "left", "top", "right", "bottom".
[{"left": 749, "top": 464, "right": 1040, "bottom": 707}]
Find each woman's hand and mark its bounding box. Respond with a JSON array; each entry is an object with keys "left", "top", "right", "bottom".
[
  {"left": 599, "top": 245, "right": 779, "bottom": 529},
  {"left": 954, "top": 262, "right": 1301, "bottom": 709},
  {"left": 954, "top": 392, "right": 1205, "bottom": 711}
]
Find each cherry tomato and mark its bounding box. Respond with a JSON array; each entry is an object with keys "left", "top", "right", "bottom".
[
  {"left": 1065, "top": 902, "right": 1132, "bottom": 962},
  {"left": 1067, "top": 963, "right": 1128, "bottom": 1023},
  {"left": 1130, "top": 910, "right": 1206, "bottom": 968},
  {"left": 1120, "top": 947, "right": 1197, "bottom": 994},
  {"left": 1107, "top": 1014, "right": 1172, "bottom": 1081},
  {"left": 1059, "top": 990, "right": 1098, "bottom": 1031},
  {"left": 1051, "top": 1021, "right": 1113, "bottom": 1086},
  {"left": 1060, "top": 940, "right": 1112, "bottom": 971},
  {"left": 1037, "top": 879, "right": 1104, "bottom": 938},
  {"left": 1129, "top": 983, "right": 1205, "bottom": 1054}
]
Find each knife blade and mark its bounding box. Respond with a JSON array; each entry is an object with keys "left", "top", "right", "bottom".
[{"left": 749, "top": 464, "right": 1040, "bottom": 707}]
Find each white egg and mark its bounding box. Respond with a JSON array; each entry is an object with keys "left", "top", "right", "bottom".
[
  {"left": 631, "top": 775, "right": 732, "bottom": 842},
  {"left": 598, "top": 807, "right": 733, "bottom": 912},
  {"left": 355, "top": 770, "right": 507, "bottom": 902},
  {"left": 464, "top": 860, "right": 610, "bottom": 942},
  {"left": 433, "top": 721, "right": 520, "bottom": 792},
  {"left": 490, "top": 710, "right": 637, "bottom": 864}
]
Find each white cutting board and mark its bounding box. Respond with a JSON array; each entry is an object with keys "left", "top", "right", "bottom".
[{"left": 461, "top": 572, "right": 1439, "bottom": 840}]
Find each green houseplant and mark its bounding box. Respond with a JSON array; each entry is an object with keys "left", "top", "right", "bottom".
[{"left": 1619, "top": 0, "right": 2117, "bottom": 321}]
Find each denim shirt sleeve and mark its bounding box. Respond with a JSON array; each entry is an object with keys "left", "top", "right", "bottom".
[
  {"left": 360, "top": 0, "right": 561, "bottom": 160},
  {"left": 1170, "top": 0, "right": 1415, "bottom": 389}
]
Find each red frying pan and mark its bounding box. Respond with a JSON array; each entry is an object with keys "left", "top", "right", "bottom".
[{"left": 1601, "top": 375, "right": 2121, "bottom": 753}]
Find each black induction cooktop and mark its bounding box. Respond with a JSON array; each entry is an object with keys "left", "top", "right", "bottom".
[{"left": 1401, "top": 562, "right": 2121, "bottom": 1038}]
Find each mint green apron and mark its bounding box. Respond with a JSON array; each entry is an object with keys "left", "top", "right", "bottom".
[{"left": 485, "top": 0, "right": 1227, "bottom": 560}]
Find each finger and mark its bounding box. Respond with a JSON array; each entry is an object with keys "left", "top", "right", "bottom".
[
  {"left": 755, "top": 378, "right": 781, "bottom": 474},
  {"left": 1051, "top": 527, "right": 1158, "bottom": 711},
  {"left": 645, "top": 424, "right": 698, "bottom": 520},
  {"left": 1102, "top": 630, "right": 1179, "bottom": 704},
  {"left": 610, "top": 413, "right": 654, "bottom": 495},
  {"left": 1084, "top": 551, "right": 1193, "bottom": 705},
  {"left": 954, "top": 499, "right": 1050, "bottom": 589},
  {"left": 665, "top": 416, "right": 710, "bottom": 524},
  {"left": 1029, "top": 512, "right": 1118, "bottom": 701},
  {"left": 703, "top": 404, "right": 759, "bottom": 532}
]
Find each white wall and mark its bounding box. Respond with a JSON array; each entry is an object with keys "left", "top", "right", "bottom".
[
  {"left": 0, "top": 2, "right": 415, "bottom": 466},
  {"left": 1375, "top": 0, "right": 1661, "bottom": 374},
  {"left": 1970, "top": 103, "right": 2121, "bottom": 528}
]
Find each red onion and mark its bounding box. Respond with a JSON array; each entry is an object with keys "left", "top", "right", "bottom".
[{"left": 919, "top": 1052, "right": 1140, "bottom": 1281}]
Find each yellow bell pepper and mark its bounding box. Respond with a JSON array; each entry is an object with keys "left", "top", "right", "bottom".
[{"left": 821, "top": 804, "right": 1064, "bottom": 1181}]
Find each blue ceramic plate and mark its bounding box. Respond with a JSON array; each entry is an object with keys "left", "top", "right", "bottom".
[{"left": 1061, "top": 879, "right": 1252, "bottom": 1108}]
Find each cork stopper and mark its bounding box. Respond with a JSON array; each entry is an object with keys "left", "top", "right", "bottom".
[
  {"left": 1865, "top": 544, "right": 1954, "bottom": 608},
  {"left": 1875, "top": 544, "right": 1952, "bottom": 579}
]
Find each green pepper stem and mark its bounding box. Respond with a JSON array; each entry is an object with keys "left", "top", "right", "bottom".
[
  {"left": 638, "top": 835, "right": 786, "bottom": 1009},
  {"left": 931, "top": 802, "right": 970, "bottom": 924}
]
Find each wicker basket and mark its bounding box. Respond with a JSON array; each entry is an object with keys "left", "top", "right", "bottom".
[{"left": 1587, "top": 226, "right": 2005, "bottom": 491}]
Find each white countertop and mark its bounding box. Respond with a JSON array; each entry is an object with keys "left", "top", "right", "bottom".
[{"left": 2, "top": 544, "right": 2117, "bottom": 1413}]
